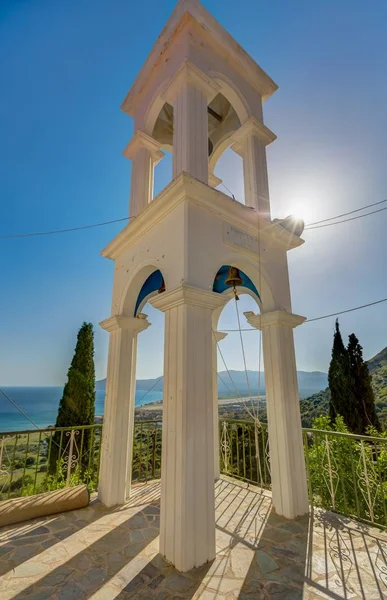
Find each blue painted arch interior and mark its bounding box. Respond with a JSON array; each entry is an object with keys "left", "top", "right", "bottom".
[
  {"left": 134, "top": 269, "right": 164, "bottom": 316},
  {"left": 213, "top": 265, "right": 260, "bottom": 299}
]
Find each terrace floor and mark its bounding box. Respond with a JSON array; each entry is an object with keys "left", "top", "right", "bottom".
[{"left": 0, "top": 477, "right": 386, "bottom": 600}]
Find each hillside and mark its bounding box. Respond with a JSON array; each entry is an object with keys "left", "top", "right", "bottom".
[
  {"left": 300, "top": 346, "right": 387, "bottom": 428},
  {"left": 96, "top": 369, "right": 328, "bottom": 400}
]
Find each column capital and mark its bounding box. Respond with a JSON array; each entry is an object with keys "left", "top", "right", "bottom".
[
  {"left": 213, "top": 331, "right": 228, "bottom": 342},
  {"left": 123, "top": 130, "right": 164, "bottom": 163},
  {"left": 231, "top": 117, "right": 276, "bottom": 155},
  {"left": 163, "top": 60, "right": 220, "bottom": 105},
  {"left": 150, "top": 285, "right": 227, "bottom": 312},
  {"left": 208, "top": 173, "right": 222, "bottom": 188},
  {"left": 244, "top": 310, "right": 306, "bottom": 330},
  {"left": 100, "top": 315, "right": 150, "bottom": 334}
]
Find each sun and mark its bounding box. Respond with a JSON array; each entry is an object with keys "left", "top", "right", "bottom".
[{"left": 285, "top": 198, "right": 316, "bottom": 224}]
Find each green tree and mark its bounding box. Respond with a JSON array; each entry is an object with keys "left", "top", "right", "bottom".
[
  {"left": 49, "top": 322, "right": 95, "bottom": 475},
  {"left": 347, "top": 333, "right": 381, "bottom": 434},
  {"left": 328, "top": 320, "right": 353, "bottom": 425}
]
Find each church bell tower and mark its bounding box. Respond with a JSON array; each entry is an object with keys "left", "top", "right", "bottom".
[{"left": 98, "top": 0, "right": 309, "bottom": 573}]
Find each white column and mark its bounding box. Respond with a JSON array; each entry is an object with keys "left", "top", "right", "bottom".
[
  {"left": 98, "top": 315, "right": 150, "bottom": 508},
  {"left": 164, "top": 60, "right": 219, "bottom": 184},
  {"left": 151, "top": 285, "right": 226, "bottom": 572},
  {"left": 245, "top": 310, "right": 309, "bottom": 518},
  {"left": 213, "top": 331, "right": 227, "bottom": 480},
  {"left": 232, "top": 117, "right": 276, "bottom": 219},
  {"left": 123, "top": 131, "right": 164, "bottom": 218}
]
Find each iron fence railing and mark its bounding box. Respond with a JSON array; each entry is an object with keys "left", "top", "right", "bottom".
[
  {"left": 132, "top": 421, "right": 162, "bottom": 483},
  {"left": 303, "top": 427, "right": 387, "bottom": 529},
  {"left": 1, "top": 419, "right": 386, "bottom": 530},
  {"left": 0, "top": 425, "right": 102, "bottom": 501},
  {"left": 219, "top": 419, "right": 271, "bottom": 488}
]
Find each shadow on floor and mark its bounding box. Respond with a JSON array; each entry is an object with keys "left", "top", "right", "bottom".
[{"left": 1, "top": 478, "right": 387, "bottom": 599}]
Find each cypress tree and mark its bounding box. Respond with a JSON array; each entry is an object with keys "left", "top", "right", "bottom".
[
  {"left": 49, "top": 322, "right": 96, "bottom": 476},
  {"left": 347, "top": 333, "right": 380, "bottom": 434},
  {"left": 328, "top": 320, "right": 353, "bottom": 425}
]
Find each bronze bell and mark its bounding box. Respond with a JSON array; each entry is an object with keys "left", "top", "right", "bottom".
[
  {"left": 158, "top": 280, "right": 166, "bottom": 294},
  {"left": 225, "top": 266, "right": 243, "bottom": 300},
  {"left": 225, "top": 266, "right": 243, "bottom": 288}
]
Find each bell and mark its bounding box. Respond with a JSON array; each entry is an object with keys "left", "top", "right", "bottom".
[
  {"left": 158, "top": 280, "right": 166, "bottom": 294},
  {"left": 225, "top": 266, "right": 243, "bottom": 301},
  {"left": 225, "top": 266, "right": 243, "bottom": 288}
]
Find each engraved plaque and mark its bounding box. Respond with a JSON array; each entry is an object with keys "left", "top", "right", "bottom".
[{"left": 224, "top": 223, "right": 259, "bottom": 254}]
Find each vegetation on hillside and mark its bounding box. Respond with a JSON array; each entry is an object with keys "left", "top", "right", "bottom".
[{"left": 301, "top": 334, "right": 386, "bottom": 429}]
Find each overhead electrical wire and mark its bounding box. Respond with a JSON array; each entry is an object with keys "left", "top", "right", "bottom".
[
  {"left": 218, "top": 296, "right": 387, "bottom": 332},
  {"left": 305, "top": 198, "right": 387, "bottom": 227},
  {"left": 0, "top": 217, "right": 132, "bottom": 239},
  {"left": 304, "top": 205, "right": 387, "bottom": 230},
  {"left": 2, "top": 197, "right": 387, "bottom": 239}
]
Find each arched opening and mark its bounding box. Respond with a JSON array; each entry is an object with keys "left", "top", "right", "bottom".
[
  {"left": 211, "top": 264, "right": 264, "bottom": 414},
  {"left": 134, "top": 269, "right": 165, "bottom": 316}
]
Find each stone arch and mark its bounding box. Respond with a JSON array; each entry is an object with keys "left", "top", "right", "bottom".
[
  {"left": 211, "top": 263, "right": 262, "bottom": 331},
  {"left": 208, "top": 253, "right": 275, "bottom": 315},
  {"left": 119, "top": 261, "right": 168, "bottom": 317}
]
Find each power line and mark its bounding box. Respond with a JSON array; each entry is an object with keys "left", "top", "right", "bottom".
[
  {"left": 0, "top": 388, "right": 41, "bottom": 430},
  {"left": 2, "top": 196, "right": 387, "bottom": 239},
  {"left": 305, "top": 198, "right": 387, "bottom": 227},
  {"left": 0, "top": 217, "right": 132, "bottom": 239},
  {"left": 218, "top": 296, "right": 387, "bottom": 332},
  {"left": 305, "top": 205, "right": 387, "bottom": 230},
  {"left": 306, "top": 297, "right": 387, "bottom": 322},
  {"left": 136, "top": 375, "right": 164, "bottom": 405}
]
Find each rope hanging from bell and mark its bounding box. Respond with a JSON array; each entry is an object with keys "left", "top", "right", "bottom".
[{"left": 225, "top": 266, "right": 243, "bottom": 301}]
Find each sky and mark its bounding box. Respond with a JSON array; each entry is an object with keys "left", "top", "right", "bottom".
[{"left": 0, "top": 0, "right": 387, "bottom": 386}]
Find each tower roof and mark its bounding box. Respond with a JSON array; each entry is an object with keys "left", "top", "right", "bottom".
[{"left": 121, "top": 0, "right": 278, "bottom": 116}]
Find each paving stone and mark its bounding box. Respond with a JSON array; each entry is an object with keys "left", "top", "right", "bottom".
[
  {"left": 57, "top": 581, "right": 86, "bottom": 600},
  {"left": 278, "top": 521, "right": 306, "bottom": 534},
  {"left": 0, "top": 478, "right": 385, "bottom": 600},
  {"left": 39, "top": 566, "right": 74, "bottom": 586},
  {"left": 255, "top": 551, "right": 279, "bottom": 574},
  {"left": 164, "top": 573, "right": 198, "bottom": 593},
  {"left": 264, "top": 581, "right": 303, "bottom": 599}
]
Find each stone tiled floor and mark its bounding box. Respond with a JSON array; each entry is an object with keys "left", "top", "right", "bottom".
[{"left": 0, "top": 477, "right": 386, "bottom": 599}]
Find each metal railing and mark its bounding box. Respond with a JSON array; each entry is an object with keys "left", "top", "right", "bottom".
[
  {"left": 1, "top": 419, "right": 386, "bottom": 530},
  {"left": 219, "top": 419, "right": 271, "bottom": 488},
  {"left": 303, "top": 427, "right": 387, "bottom": 528},
  {"left": 132, "top": 421, "right": 162, "bottom": 483},
  {"left": 219, "top": 419, "right": 387, "bottom": 529},
  {"left": 0, "top": 425, "right": 102, "bottom": 501}
]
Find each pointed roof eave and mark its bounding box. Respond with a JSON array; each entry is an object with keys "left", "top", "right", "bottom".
[{"left": 121, "top": 0, "right": 278, "bottom": 117}]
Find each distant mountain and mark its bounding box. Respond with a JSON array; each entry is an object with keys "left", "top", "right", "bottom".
[
  {"left": 300, "top": 346, "right": 387, "bottom": 427},
  {"left": 96, "top": 369, "right": 328, "bottom": 400}
]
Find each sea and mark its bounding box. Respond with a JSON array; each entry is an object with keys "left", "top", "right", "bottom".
[{"left": 0, "top": 387, "right": 163, "bottom": 433}]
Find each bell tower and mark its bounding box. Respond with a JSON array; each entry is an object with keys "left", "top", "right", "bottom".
[{"left": 98, "top": 0, "right": 309, "bottom": 573}]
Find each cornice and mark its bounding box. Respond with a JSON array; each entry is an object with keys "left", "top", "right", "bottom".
[
  {"left": 101, "top": 173, "right": 304, "bottom": 260},
  {"left": 163, "top": 60, "right": 220, "bottom": 104},
  {"left": 231, "top": 117, "right": 276, "bottom": 154},
  {"left": 244, "top": 310, "right": 306, "bottom": 330},
  {"left": 123, "top": 130, "right": 164, "bottom": 162},
  {"left": 150, "top": 285, "right": 227, "bottom": 311},
  {"left": 99, "top": 315, "right": 150, "bottom": 333}
]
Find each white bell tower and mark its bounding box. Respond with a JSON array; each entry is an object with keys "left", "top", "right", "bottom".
[{"left": 98, "top": 0, "right": 309, "bottom": 573}]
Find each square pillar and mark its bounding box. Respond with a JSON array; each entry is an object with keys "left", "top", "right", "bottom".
[
  {"left": 151, "top": 285, "right": 226, "bottom": 572},
  {"left": 123, "top": 131, "right": 164, "bottom": 218},
  {"left": 98, "top": 315, "right": 150, "bottom": 507},
  {"left": 232, "top": 117, "right": 276, "bottom": 219},
  {"left": 245, "top": 310, "right": 309, "bottom": 518},
  {"left": 164, "top": 60, "right": 220, "bottom": 184}
]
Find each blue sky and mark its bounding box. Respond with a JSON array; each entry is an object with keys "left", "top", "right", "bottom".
[{"left": 1, "top": 0, "right": 387, "bottom": 386}]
